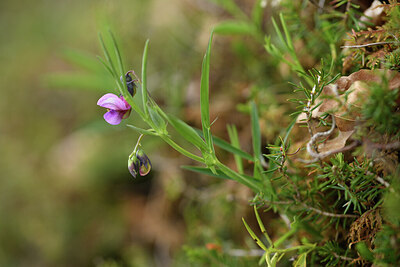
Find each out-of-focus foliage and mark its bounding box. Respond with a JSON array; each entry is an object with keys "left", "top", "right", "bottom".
[{"left": 2, "top": 0, "right": 400, "bottom": 266}]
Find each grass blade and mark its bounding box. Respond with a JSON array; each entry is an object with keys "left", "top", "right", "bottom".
[
  {"left": 251, "top": 101, "right": 261, "bottom": 161},
  {"left": 254, "top": 205, "right": 273, "bottom": 247},
  {"left": 167, "top": 115, "right": 208, "bottom": 151},
  {"left": 126, "top": 125, "right": 158, "bottom": 136},
  {"left": 109, "top": 30, "right": 124, "bottom": 79},
  {"left": 214, "top": 21, "right": 256, "bottom": 36},
  {"left": 227, "top": 124, "right": 244, "bottom": 173},
  {"left": 98, "top": 33, "right": 117, "bottom": 79},
  {"left": 181, "top": 165, "right": 232, "bottom": 180},
  {"left": 200, "top": 31, "right": 214, "bottom": 151},
  {"left": 280, "top": 13, "right": 294, "bottom": 51},
  {"left": 251, "top": 0, "right": 264, "bottom": 29},
  {"left": 141, "top": 39, "right": 150, "bottom": 118},
  {"left": 97, "top": 56, "right": 116, "bottom": 78},
  {"left": 195, "top": 128, "right": 253, "bottom": 161},
  {"left": 242, "top": 217, "right": 268, "bottom": 251}
]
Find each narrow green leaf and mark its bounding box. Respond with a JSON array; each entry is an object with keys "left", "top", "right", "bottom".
[
  {"left": 227, "top": 124, "right": 244, "bottom": 174},
  {"left": 126, "top": 124, "right": 158, "bottom": 136},
  {"left": 279, "top": 13, "right": 294, "bottom": 51},
  {"left": 181, "top": 166, "right": 232, "bottom": 180},
  {"left": 200, "top": 31, "right": 214, "bottom": 151},
  {"left": 251, "top": 0, "right": 264, "bottom": 28},
  {"left": 141, "top": 40, "right": 150, "bottom": 118},
  {"left": 283, "top": 116, "right": 297, "bottom": 145},
  {"left": 109, "top": 30, "right": 124, "bottom": 79},
  {"left": 214, "top": 21, "right": 256, "bottom": 36},
  {"left": 167, "top": 115, "right": 207, "bottom": 151},
  {"left": 97, "top": 56, "right": 116, "bottom": 78},
  {"left": 254, "top": 206, "right": 273, "bottom": 247},
  {"left": 293, "top": 253, "right": 307, "bottom": 267},
  {"left": 148, "top": 106, "right": 166, "bottom": 132},
  {"left": 271, "top": 16, "right": 286, "bottom": 49},
  {"left": 242, "top": 218, "right": 268, "bottom": 251},
  {"left": 98, "top": 33, "right": 117, "bottom": 79},
  {"left": 214, "top": 135, "right": 253, "bottom": 160},
  {"left": 251, "top": 101, "right": 262, "bottom": 161},
  {"left": 195, "top": 128, "right": 253, "bottom": 161}
]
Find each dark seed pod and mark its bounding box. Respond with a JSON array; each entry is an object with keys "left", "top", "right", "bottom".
[{"left": 125, "top": 73, "right": 137, "bottom": 96}]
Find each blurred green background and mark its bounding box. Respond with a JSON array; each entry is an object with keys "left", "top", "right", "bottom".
[{"left": 0, "top": 0, "right": 280, "bottom": 266}]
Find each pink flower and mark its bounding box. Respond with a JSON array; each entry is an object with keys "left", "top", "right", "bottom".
[{"left": 97, "top": 93, "right": 131, "bottom": 125}]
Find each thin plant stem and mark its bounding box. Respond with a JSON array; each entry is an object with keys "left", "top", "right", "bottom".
[{"left": 160, "top": 135, "right": 204, "bottom": 163}]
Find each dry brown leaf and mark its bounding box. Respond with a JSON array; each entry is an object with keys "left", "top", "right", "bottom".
[
  {"left": 318, "top": 130, "right": 354, "bottom": 154},
  {"left": 360, "top": 0, "right": 385, "bottom": 26},
  {"left": 296, "top": 105, "right": 322, "bottom": 122},
  {"left": 296, "top": 70, "right": 400, "bottom": 133},
  {"left": 336, "top": 69, "right": 400, "bottom": 92},
  {"left": 334, "top": 116, "right": 356, "bottom": 132}
]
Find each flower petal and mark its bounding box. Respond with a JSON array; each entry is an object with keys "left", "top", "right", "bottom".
[
  {"left": 97, "top": 93, "right": 129, "bottom": 111},
  {"left": 119, "top": 96, "right": 131, "bottom": 109},
  {"left": 103, "top": 110, "right": 123, "bottom": 125},
  {"left": 139, "top": 161, "right": 151, "bottom": 176}
]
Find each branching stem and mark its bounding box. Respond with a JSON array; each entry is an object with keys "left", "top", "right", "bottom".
[{"left": 341, "top": 41, "right": 395, "bottom": 48}]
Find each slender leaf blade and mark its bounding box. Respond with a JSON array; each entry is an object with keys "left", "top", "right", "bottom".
[
  {"left": 109, "top": 30, "right": 124, "bottom": 79},
  {"left": 227, "top": 124, "right": 244, "bottom": 173},
  {"left": 200, "top": 31, "right": 214, "bottom": 150},
  {"left": 242, "top": 218, "right": 268, "bottom": 251},
  {"left": 214, "top": 21, "right": 256, "bottom": 36},
  {"left": 251, "top": 101, "right": 261, "bottom": 161},
  {"left": 141, "top": 40, "right": 150, "bottom": 117},
  {"left": 148, "top": 106, "right": 166, "bottom": 131},
  {"left": 167, "top": 115, "right": 208, "bottom": 151},
  {"left": 182, "top": 165, "right": 232, "bottom": 180},
  {"left": 254, "top": 205, "right": 273, "bottom": 247},
  {"left": 251, "top": 0, "right": 264, "bottom": 28},
  {"left": 127, "top": 124, "right": 158, "bottom": 136},
  {"left": 195, "top": 128, "right": 253, "bottom": 161},
  {"left": 98, "top": 33, "right": 117, "bottom": 79}
]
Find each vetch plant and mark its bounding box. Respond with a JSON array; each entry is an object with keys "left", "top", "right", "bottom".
[
  {"left": 94, "top": 1, "right": 400, "bottom": 262},
  {"left": 96, "top": 31, "right": 263, "bottom": 192}
]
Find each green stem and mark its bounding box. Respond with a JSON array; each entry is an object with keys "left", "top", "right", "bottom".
[
  {"left": 161, "top": 135, "right": 204, "bottom": 163},
  {"left": 274, "top": 225, "right": 297, "bottom": 247},
  {"left": 268, "top": 244, "right": 315, "bottom": 254},
  {"left": 217, "top": 162, "right": 260, "bottom": 192}
]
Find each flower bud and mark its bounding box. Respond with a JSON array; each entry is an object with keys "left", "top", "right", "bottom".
[
  {"left": 136, "top": 149, "right": 152, "bottom": 176},
  {"left": 128, "top": 156, "right": 140, "bottom": 178}
]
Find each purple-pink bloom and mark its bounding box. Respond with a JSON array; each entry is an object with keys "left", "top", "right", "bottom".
[{"left": 97, "top": 93, "right": 131, "bottom": 125}]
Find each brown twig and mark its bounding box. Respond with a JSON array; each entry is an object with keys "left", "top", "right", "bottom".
[
  {"left": 367, "top": 171, "right": 390, "bottom": 188},
  {"left": 332, "top": 252, "right": 355, "bottom": 261},
  {"left": 300, "top": 140, "right": 360, "bottom": 164},
  {"left": 306, "top": 115, "right": 336, "bottom": 160},
  {"left": 369, "top": 140, "right": 400, "bottom": 150},
  {"left": 302, "top": 203, "right": 358, "bottom": 218},
  {"left": 341, "top": 41, "right": 395, "bottom": 48},
  {"left": 260, "top": 199, "right": 358, "bottom": 218}
]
